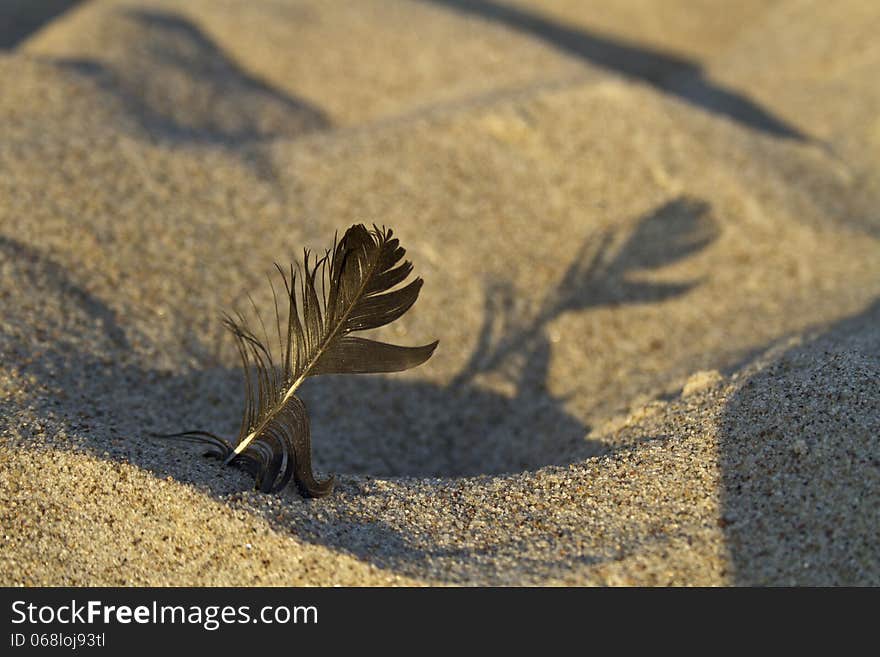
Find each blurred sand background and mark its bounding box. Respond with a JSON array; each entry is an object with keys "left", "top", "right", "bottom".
[{"left": 1, "top": 0, "right": 878, "bottom": 585}]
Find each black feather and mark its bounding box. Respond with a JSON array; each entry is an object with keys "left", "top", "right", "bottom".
[{"left": 160, "top": 224, "right": 437, "bottom": 497}]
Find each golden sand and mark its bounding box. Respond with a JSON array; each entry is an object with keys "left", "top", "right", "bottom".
[{"left": 1, "top": 0, "right": 878, "bottom": 585}]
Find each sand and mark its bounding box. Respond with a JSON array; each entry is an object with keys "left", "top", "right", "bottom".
[{"left": 1, "top": 0, "right": 878, "bottom": 586}]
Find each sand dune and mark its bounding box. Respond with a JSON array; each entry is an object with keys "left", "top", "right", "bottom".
[{"left": 1, "top": 0, "right": 878, "bottom": 585}]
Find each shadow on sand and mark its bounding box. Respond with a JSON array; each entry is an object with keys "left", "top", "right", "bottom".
[
  {"left": 417, "top": 0, "right": 806, "bottom": 141},
  {"left": 50, "top": 9, "right": 329, "bottom": 181},
  {"left": 0, "top": 0, "right": 86, "bottom": 50}
]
